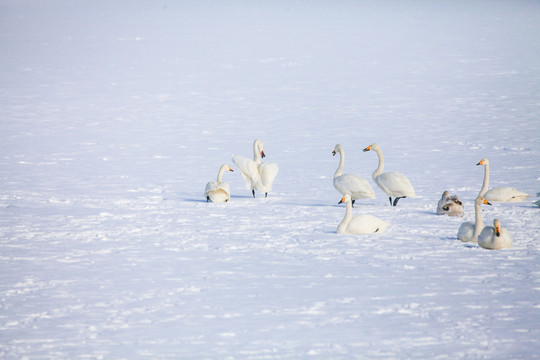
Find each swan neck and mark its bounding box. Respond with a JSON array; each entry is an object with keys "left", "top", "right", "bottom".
[
  {"left": 334, "top": 149, "right": 345, "bottom": 177},
  {"left": 373, "top": 147, "right": 384, "bottom": 179},
  {"left": 473, "top": 199, "right": 484, "bottom": 238},
  {"left": 217, "top": 166, "right": 227, "bottom": 182},
  {"left": 253, "top": 142, "right": 261, "bottom": 163},
  {"left": 338, "top": 200, "right": 352, "bottom": 233},
  {"left": 479, "top": 162, "right": 489, "bottom": 196}
]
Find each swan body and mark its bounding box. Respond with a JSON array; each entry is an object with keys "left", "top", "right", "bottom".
[
  {"left": 363, "top": 143, "right": 416, "bottom": 206},
  {"left": 337, "top": 195, "right": 389, "bottom": 234},
  {"left": 477, "top": 158, "right": 530, "bottom": 202},
  {"left": 232, "top": 139, "right": 279, "bottom": 198},
  {"left": 332, "top": 144, "right": 375, "bottom": 206},
  {"left": 437, "top": 190, "right": 464, "bottom": 217},
  {"left": 457, "top": 196, "right": 491, "bottom": 243},
  {"left": 205, "top": 164, "right": 233, "bottom": 203},
  {"left": 478, "top": 219, "right": 512, "bottom": 250}
]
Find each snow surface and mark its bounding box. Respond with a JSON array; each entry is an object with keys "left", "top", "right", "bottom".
[{"left": 1, "top": 1, "right": 540, "bottom": 358}]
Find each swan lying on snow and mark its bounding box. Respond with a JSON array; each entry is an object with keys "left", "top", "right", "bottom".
[
  {"left": 337, "top": 195, "right": 389, "bottom": 234},
  {"left": 332, "top": 144, "right": 375, "bottom": 207},
  {"left": 476, "top": 158, "right": 530, "bottom": 202},
  {"left": 205, "top": 164, "right": 233, "bottom": 203},
  {"left": 457, "top": 196, "right": 491, "bottom": 243},
  {"left": 478, "top": 219, "right": 512, "bottom": 250},
  {"left": 437, "top": 190, "right": 464, "bottom": 217},
  {"left": 363, "top": 143, "right": 416, "bottom": 206},
  {"left": 232, "top": 139, "right": 279, "bottom": 198}
]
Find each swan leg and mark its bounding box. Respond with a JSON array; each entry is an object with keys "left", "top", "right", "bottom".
[
  {"left": 393, "top": 196, "right": 406, "bottom": 206},
  {"left": 265, "top": 193, "right": 268, "bottom": 198},
  {"left": 206, "top": 196, "right": 210, "bottom": 202},
  {"left": 388, "top": 197, "right": 393, "bottom": 206},
  {"left": 252, "top": 189, "right": 256, "bottom": 198},
  {"left": 351, "top": 199, "right": 355, "bottom": 207}
]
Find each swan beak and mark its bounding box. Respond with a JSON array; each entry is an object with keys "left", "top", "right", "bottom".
[
  {"left": 228, "top": 167, "right": 234, "bottom": 172},
  {"left": 338, "top": 196, "right": 346, "bottom": 204},
  {"left": 261, "top": 150, "right": 266, "bottom": 158},
  {"left": 495, "top": 225, "right": 501, "bottom": 237},
  {"left": 332, "top": 150, "right": 336, "bottom": 156},
  {"left": 363, "top": 145, "right": 371, "bottom": 152},
  {"left": 477, "top": 159, "right": 485, "bottom": 166},
  {"left": 483, "top": 199, "right": 492, "bottom": 206}
]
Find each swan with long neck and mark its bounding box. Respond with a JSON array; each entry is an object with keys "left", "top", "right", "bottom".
[
  {"left": 478, "top": 219, "right": 512, "bottom": 250},
  {"left": 437, "top": 190, "right": 464, "bottom": 217},
  {"left": 457, "top": 196, "right": 491, "bottom": 242},
  {"left": 205, "top": 164, "right": 233, "bottom": 203},
  {"left": 232, "top": 139, "right": 279, "bottom": 198},
  {"left": 337, "top": 195, "right": 389, "bottom": 234},
  {"left": 332, "top": 144, "right": 375, "bottom": 207},
  {"left": 362, "top": 143, "right": 416, "bottom": 206},
  {"left": 477, "top": 158, "right": 529, "bottom": 202}
]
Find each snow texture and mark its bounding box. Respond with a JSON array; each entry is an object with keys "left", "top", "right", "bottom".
[{"left": 1, "top": 1, "right": 540, "bottom": 358}]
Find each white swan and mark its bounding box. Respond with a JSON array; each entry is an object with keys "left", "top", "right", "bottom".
[
  {"left": 332, "top": 144, "right": 375, "bottom": 207},
  {"left": 436, "top": 190, "right": 464, "bottom": 217},
  {"left": 337, "top": 195, "right": 389, "bottom": 234},
  {"left": 478, "top": 219, "right": 512, "bottom": 250},
  {"left": 232, "top": 139, "right": 279, "bottom": 198},
  {"left": 205, "top": 164, "right": 233, "bottom": 203},
  {"left": 363, "top": 143, "right": 416, "bottom": 206},
  {"left": 477, "top": 158, "right": 530, "bottom": 202},
  {"left": 457, "top": 196, "right": 491, "bottom": 243}
]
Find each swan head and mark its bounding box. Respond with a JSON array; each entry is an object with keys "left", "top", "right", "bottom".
[
  {"left": 476, "top": 196, "right": 491, "bottom": 206},
  {"left": 338, "top": 194, "right": 351, "bottom": 204},
  {"left": 477, "top": 158, "right": 489, "bottom": 166},
  {"left": 493, "top": 219, "right": 501, "bottom": 236},
  {"left": 363, "top": 143, "right": 378, "bottom": 152},
  {"left": 441, "top": 190, "right": 450, "bottom": 199},
  {"left": 332, "top": 144, "right": 343, "bottom": 156},
  {"left": 254, "top": 139, "right": 265, "bottom": 158}
]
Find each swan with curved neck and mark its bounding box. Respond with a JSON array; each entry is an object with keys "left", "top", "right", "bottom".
[
  {"left": 477, "top": 158, "right": 529, "bottom": 202},
  {"left": 457, "top": 196, "right": 491, "bottom": 242},
  {"left": 232, "top": 139, "right": 279, "bottom": 198},
  {"left": 362, "top": 143, "right": 416, "bottom": 206},
  {"left": 332, "top": 144, "right": 375, "bottom": 207},
  {"left": 437, "top": 190, "right": 464, "bottom": 217},
  {"left": 478, "top": 218, "right": 512, "bottom": 250},
  {"left": 205, "top": 164, "right": 233, "bottom": 203},
  {"left": 337, "top": 195, "right": 389, "bottom": 234}
]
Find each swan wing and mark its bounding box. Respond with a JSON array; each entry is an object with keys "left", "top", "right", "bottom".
[
  {"left": 205, "top": 181, "right": 231, "bottom": 202},
  {"left": 484, "top": 187, "right": 530, "bottom": 202},
  {"left": 334, "top": 174, "right": 375, "bottom": 199},
  {"left": 375, "top": 171, "right": 416, "bottom": 198},
  {"left": 348, "top": 214, "right": 389, "bottom": 234},
  {"left": 457, "top": 222, "right": 475, "bottom": 242},
  {"left": 258, "top": 162, "right": 279, "bottom": 191},
  {"left": 232, "top": 155, "right": 261, "bottom": 190}
]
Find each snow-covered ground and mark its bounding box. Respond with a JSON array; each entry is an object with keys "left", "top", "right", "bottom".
[{"left": 1, "top": 1, "right": 540, "bottom": 358}]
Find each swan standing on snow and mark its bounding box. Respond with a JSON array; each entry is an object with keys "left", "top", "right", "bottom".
[
  {"left": 205, "top": 164, "right": 233, "bottom": 203},
  {"left": 337, "top": 194, "right": 389, "bottom": 234},
  {"left": 478, "top": 219, "right": 512, "bottom": 250},
  {"left": 477, "top": 158, "right": 530, "bottom": 202},
  {"left": 457, "top": 196, "right": 491, "bottom": 243},
  {"left": 437, "top": 190, "right": 464, "bottom": 217},
  {"left": 332, "top": 144, "right": 375, "bottom": 207},
  {"left": 232, "top": 139, "right": 279, "bottom": 198},
  {"left": 362, "top": 143, "right": 416, "bottom": 206}
]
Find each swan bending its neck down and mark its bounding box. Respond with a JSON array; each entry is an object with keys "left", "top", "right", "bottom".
[
  {"left": 478, "top": 219, "right": 512, "bottom": 250},
  {"left": 332, "top": 144, "right": 375, "bottom": 207},
  {"left": 477, "top": 158, "right": 529, "bottom": 202},
  {"left": 437, "top": 191, "right": 464, "bottom": 217},
  {"left": 232, "top": 139, "right": 279, "bottom": 198},
  {"left": 205, "top": 164, "right": 233, "bottom": 203},
  {"left": 457, "top": 196, "right": 491, "bottom": 243},
  {"left": 363, "top": 143, "right": 416, "bottom": 206},
  {"left": 337, "top": 195, "right": 389, "bottom": 234}
]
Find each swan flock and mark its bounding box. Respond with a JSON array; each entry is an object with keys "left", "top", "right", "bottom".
[{"left": 205, "top": 140, "right": 527, "bottom": 248}]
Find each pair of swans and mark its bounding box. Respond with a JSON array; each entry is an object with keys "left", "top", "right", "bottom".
[
  {"left": 457, "top": 196, "right": 512, "bottom": 249},
  {"left": 477, "top": 158, "right": 529, "bottom": 202},
  {"left": 232, "top": 139, "right": 279, "bottom": 198},
  {"left": 205, "top": 164, "right": 233, "bottom": 203},
  {"left": 337, "top": 194, "right": 389, "bottom": 234},
  {"left": 437, "top": 191, "right": 464, "bottom": 217}
]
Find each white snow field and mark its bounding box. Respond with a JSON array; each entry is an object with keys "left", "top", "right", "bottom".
[{"left": 1, "top": 1, "right": 540, "bottom": 358}]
